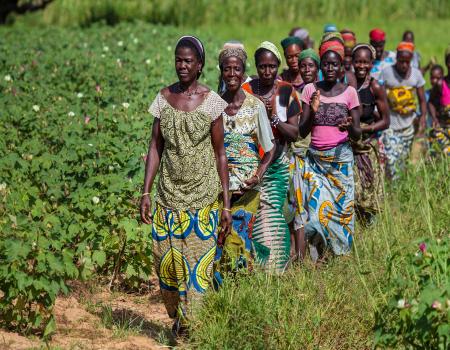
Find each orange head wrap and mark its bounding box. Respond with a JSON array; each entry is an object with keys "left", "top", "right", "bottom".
[
  {"left": 397, "top": 41, "right": 415, "bottom": 53},
  {"left": 319, "top": 40, "right": 345, "bottom": 60}
]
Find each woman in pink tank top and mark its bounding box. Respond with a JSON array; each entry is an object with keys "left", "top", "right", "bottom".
[{"left": 428, "top": 48, "right": 450, "bottom": 156}]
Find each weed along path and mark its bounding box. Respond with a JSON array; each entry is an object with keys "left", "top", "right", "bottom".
[{"left": 0, "top": 276, "right": 178, "bottom": 350}]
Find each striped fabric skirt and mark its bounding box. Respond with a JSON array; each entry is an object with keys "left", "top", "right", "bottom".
[
  {"left": 253, "top": 155, "right": 290, "bottom": 273},
  {"left": 151, "top": 200, "right": 219, "bottom": 320},
  {"left": 302, "top": 142, "right": 355, "bottom": 255}
]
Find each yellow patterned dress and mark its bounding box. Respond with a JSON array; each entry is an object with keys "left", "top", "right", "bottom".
[{"left": 148, "top": 91, "right": 228, "bottom": 320}]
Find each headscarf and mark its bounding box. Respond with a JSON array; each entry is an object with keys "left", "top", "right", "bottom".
[
  {"left": 256, "top": 41, "right": 282, "bottom": 64},
  {"left": 321, "top": 31, "right": 344, "bottom": 45},
  {"left": 397, "top": 41, "right": 415, "bottom": 53},
  {"left": 324, "top": 23, "right": 338, "bottom": 33},
  {"left": 352, "top": 43, "right": 377, "bottom": 60},
  {"left": 176, "top": 35, "right": 205, "bottom": 65},
  {"left": 222, "top": 40, "right": 245, "bottom": 51},
  {"left": 219, "top": 47, "right": 247, "bottom": 67},
  {"left": 298, "top": 48, "right": 320, "bottom": 66},
  {"left": 319, "top": 40, "right": 345, "bottom": 60},
  {"left": 281, "top": 36, "right": 303, "bottom": 50},
  {"left": 291, "top": 28, "right": 309, "bottom": 41},
  {"left": 341, "top": 32, "right": 356, "bottom": 48},
  {"left": 369, "top": 28, "right": 386, "bottom": 42}
]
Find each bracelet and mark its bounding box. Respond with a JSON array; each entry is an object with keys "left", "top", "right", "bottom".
[
  {"left": 222, "top": 208, "right": 231, "bottom": 212},
  {"left": 271, "top": 115, "right": 281, "bottom": 127},
  {"left": 141, "top": 192, "right": 151, "bottom": 197}
]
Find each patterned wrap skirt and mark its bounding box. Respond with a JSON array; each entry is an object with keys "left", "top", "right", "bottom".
[
  {"left": 151, "top": 200, "right": 219, "bottom": 320},
  {"left": 302, "top": 142, "right": 355, "bottom": 255},
  {"left": 288, "top": 146, "right": 309, "bottom": 230},
  {"left": 429, "top": 126, "right": 450, "bottom": 157},
  {"left": 380, "top": 125, "right": 415, "bottom": 179},
  {"left": 353, "top": 136, "right": 385, "bottom": 218},
  {"left": 214, "top": 190, "right": 259, "bottom": 283},
  {"left": 252, "top": 155, "right": 291, "bottom": 272}
]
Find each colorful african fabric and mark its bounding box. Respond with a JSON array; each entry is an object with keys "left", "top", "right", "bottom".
[
  {"left": 428, "top": 126, "right": 450, "bottom": 156},
  {"left": 380, "top": 125, "right": 415, "bottom": 179},
  {"left": 352, "top": 135, "right": 385, "bottom": 220},
  {"left": 214, "top": 189, "right": 260, "bottom": 279},
  {"left": 288, "top": 144, "right": 308, "bottom": 230},
  {"left": 148, "top": 90, "right": 227, "bottom": 321},
  {"left": 152, "top": 200, "right": 220, "bottom": 320},
  {"left": 222, "top": 91, "right": 274, "bottom": 191},
  {"left": 149, "top": 91, "right": 228, "bottom": 210},
  {"left": 302, "top": 142, "right": 355, "bottom": 255},
  {"left": 429, "top": 80, "right": 450, "bottom": 156},
  {"left": 252, "top": 156, "right": 291, "bottom": 272}
]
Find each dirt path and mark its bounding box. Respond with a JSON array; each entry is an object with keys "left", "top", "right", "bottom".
[{"left": 0, "top": 276, "right": 183, "bottom": 350}]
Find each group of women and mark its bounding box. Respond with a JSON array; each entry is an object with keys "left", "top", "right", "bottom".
[{"left": 139, "top": 29, "right": 449, "bottom": 334}]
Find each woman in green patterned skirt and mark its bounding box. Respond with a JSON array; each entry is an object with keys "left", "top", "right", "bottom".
[{"left": 140, "top": 36, "right": 231, "bottom": 334}]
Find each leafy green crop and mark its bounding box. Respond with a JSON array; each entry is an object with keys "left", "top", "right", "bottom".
[{"left": 0, "top": 22, "right": 222, "bottom": 336}]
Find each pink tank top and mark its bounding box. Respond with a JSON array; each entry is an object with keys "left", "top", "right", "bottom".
[{"left": 441, "top": 80, "right": 450, "bottom": 106}]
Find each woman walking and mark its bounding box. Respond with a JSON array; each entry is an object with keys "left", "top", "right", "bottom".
[
  {"left": 279, "top": 36, "right": 304, "bottom": 93},
  {"left": 379, "top": 41, "right": 427, "bottom": 179},
  {"left": 242, "top": 41, "right": 301, "bottom": 272},
  {"left": 299, "top": 40, "right": 361, "bottom": 257},
  {"left": 352, "top": 44, "right": 390, "bottom": 224},
  {"left": 287, "top": 49, "right": 320, "bottom": 261},
  {"left": 428, "top": 47, "right": 450, "bottom": 156},
  {"left": 140, "top": 36, "right": 231, "bottom": 334},
  {"left": 214, "top": 47, "right": 275, "bottom": 278}
]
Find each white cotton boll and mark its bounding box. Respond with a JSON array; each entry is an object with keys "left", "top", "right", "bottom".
[
  {"left": 68, "top": 111, "right": 75, "bottom": 117},
  {"left": 397, "top": 299, "right": 406, "bottom": 309},
  {"left": 133, "top": 38, "right": 139, "bottom": 44},
  {"left": 92, "top": 196, "right": 100, "bottom": 204},
  {"left": 117, "top": 41, "right": 123, "bottom": 47},
  {"left": 145, "top": 59, "right": 151, "bottom": 65},
  {"left": 122, "top": 102, "right": 129, "bottom": 109},
  {"left": 32, "top": 105, "right": 40, "bottom": 112},
  {"left": 4, "top": 75, "right": 12, "bottom": 82},
  {"left": 77, "top": 92, "right": 83, "bottom": 98},
  {"left": 103, "top": 46, "right": 109, "bottom": 52}
]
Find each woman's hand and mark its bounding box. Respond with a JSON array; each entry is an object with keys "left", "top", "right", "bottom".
[
  {"left": 264, "top": 99, "right": 273, "bottom": 116},
  {"left": 338, "top": 116, "right": 353, "bottom": 131},
  {"left": 140, "top": 195, "right": 153, "bottom": 225},
  {"left": 241, "top": 175, "right": 260, "bottom": 191},
  {"left": 311, "top": 90, "right": 320, "bottom": 113},
  {"left": 217, "top": 209, "right": 232, "bottom": 247}
]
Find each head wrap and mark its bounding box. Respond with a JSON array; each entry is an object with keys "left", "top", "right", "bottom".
[
  {"left": 218, "top": 47, "right": 247, "bottom": 67},
  {"left": 298, "top": 49, "right": 320, "bottom": 66},
  {"left": 291, "top": 28, "right": 309, "bottom": 40},
  {"left": 321, "top": 31, "right": 344, "bottom": 45},
  {"left": 281, "top": 36, "right": 303, "bottom": 50},
  {"left": 352, "top": 43, "right": 376, "bottom": 60},
  {"left": 222, "top": 40, "right": 245, "bottom": 51},
  {"left": 319, "top": 40, "right": 345, "bottom": 60},
  {"left": 324, "top": 23, "right": 338, "bottom": 33},
  {"left": 176, "top": 35, "right": 205, "bottom": 65},
  {"left": 369, "top": 28, "right": 386, "bottom": 42},
  {"left": 341, "top": 32, "right": 356, "bottom": 48},
  {"left": 397, "top": 41, "right": 415, "bottom": 53},
  {"left": 256, "top": 41, "right": 282, "bottom": 64}
]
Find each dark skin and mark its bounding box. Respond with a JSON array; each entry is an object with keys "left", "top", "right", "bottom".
[
  {"left": 300, "top": 51, "right": 361, "bottom": 140},
  {"left": 219, "top": 56, "right": 275, "bottom": 244},
  {"left": 352, "top": 47, "right": 390, "bottom": 133},
  {"left": 370, "top": 40, "right": 388, "bottom": 62},
  {"left": 394, "top": 50, "right": 427, "bottom": 135},
  {"left": 429, "top": 56, "right": 450, "bottom": 127},
  {"left": 140, "top": 46, "right": 232, "bottom": 240},
  {"left": 289, "top": 56, "right": 319, "bottom": 262},
  {"left": 282, "top": 43, "right": 303, "bottom": 87},
  {"left": 343, "top": 46, "right": 353, "bottom": 71},
  {"left": 249, "top": 50, "right": 299, "bottom": 145}
]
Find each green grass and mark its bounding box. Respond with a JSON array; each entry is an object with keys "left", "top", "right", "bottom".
[{"left": 188, "top": 158, "right": 449, "bottom": 349}]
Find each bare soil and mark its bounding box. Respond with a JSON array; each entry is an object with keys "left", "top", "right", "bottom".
[{"left": 0, "top": 276, "right": 183, "bottom": 350}]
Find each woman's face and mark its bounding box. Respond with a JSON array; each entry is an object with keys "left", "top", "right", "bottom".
[
  {"left": 175, "top": 46, "right": 202, "bottom": 83},
  {"left": 299, "top": 57, "right": 318, "bottom": 84},
  {"left": 284, "top": 44, "right": 301, "bottom": 72},
  {"left": 353, "top": 48, "right": 373, "bottom": 80},
  {"left": 321, "top": 51, "right": 341, "bottom": 82},
  {"left": 256, "top": 51, "right": 279, "bottom": 87},
  {"left": 221, "top": 56, "right": 244, "bottom": 92}
]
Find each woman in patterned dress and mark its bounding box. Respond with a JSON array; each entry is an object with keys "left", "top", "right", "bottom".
[
  {"left": 214, "top": 47, "right": 275, "bottom": 279},
  {"left": 140, "top": 36, "right": 231, "bottom": 334},
  {"left": 242, "top": 41, "right": 301, "bottom": 273}
]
